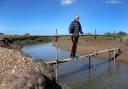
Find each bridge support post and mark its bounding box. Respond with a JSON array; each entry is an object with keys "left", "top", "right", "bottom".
[
  {"left": 89, "top": 56, "right": 91, "bottom": 69},
  {"left": 94, "top": 28, "right": 96, "bottom": 40},
  {"left": 109, "top": 51, "right": 111, "bottom": 62},
  {"left": 93, "top": 51, "right": 96, "bottom": 70},
  {"left": 55, "top": 29, "right": 58, "bottom": 81},
  {"left": 113, "top": 48, "right": 116, "bottom": 63},
  {"left": 93, "top": 58, "right": 96, "bottom": 70},
  {"left": 118, "top": 48, "right": 121, "bottom": 53}
]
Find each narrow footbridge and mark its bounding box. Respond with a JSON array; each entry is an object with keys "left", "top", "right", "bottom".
[
  {"left": 46, "top": 48, "right": 121, "bottom": 65},
  {"left": 44, "top": 29, "right": 121, "bottom": 81},
  {"left": 45, "top": 47, "right": 121, "bottom": 81}
]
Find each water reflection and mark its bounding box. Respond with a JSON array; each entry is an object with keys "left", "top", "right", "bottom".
[{"left": 22, "top": 43, "right": 70, "bottom": 61}]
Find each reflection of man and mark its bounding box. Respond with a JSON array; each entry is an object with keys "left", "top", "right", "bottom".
[{"left": 69, "top": 15, "right": 84, "bottom": 59}]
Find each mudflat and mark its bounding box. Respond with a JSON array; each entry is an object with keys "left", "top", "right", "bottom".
[{"left": 57, "top": 38, "right": 128, "bottom": 62}]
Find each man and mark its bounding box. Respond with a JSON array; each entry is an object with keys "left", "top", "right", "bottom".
[{"left": 69, "top": 15, "right": 84, "bottom": 59}]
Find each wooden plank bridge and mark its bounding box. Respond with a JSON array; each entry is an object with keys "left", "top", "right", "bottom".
[
  {"left": 45, "top": 29, "right": 121, "bottom": 81},
  {"left": 46, "top": 29, "right": 120, "bottom": 68},
  {"left": 45, "top": 47, "right": 121, "bottom": 81},
  {"left": 46, "top": 29, "right": 121, "bottom": 65},
  {"left": 46, "top": 48, "right": 121, "bottom": 65}
]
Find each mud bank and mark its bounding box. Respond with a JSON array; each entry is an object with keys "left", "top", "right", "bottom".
[{"left": 56, "top": 39, "right": 128, "bottom": 62}]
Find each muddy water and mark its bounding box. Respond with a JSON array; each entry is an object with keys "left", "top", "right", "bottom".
[{"left": 22, "top": 43, "right": 128, "bottom": 89}]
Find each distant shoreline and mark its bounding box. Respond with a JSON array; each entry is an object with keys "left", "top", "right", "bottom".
[
  {"left": 1, "top": 34, "right": 128, "bottom": 63},
  {"left": 0, "top": 35, "right": 52, "bottom": 49}
]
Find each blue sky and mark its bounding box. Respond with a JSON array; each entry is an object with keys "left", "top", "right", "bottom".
[{"left": 0, "top": 0, "right": 127, "bottom": 35}]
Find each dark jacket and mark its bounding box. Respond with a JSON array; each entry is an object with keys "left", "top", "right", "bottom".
[{"left": 69, "top": 20, "right": 83, "bottom": 37}]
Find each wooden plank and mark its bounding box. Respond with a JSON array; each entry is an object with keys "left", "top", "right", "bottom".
[
  {"left": 46, "top": 58, "right": 72, "bottom": 65},
  {"left": 46, "top": 48, "right": 120, "bottom": 65}
]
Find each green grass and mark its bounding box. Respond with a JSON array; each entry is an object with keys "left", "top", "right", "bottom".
[
  {"left": 0, "top": 34, "right": 121, "bottom": 45},
  {"left": 58, "top": 35, "right": 121, "bottom": 41},
  {"left": 0, "top": 34, "right": 52, "bottom": 46}
]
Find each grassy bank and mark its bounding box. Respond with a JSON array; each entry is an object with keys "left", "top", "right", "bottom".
[
  {"left": 0, "top": 34, "right": 52, "bottom": 46},
  {"left": 58, "top": 35, "right": 121, "bottom": 41}
]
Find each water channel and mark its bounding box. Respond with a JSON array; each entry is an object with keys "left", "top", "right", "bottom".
[{"left": 22, "top": 43, "right": 128, "bottom": 89}]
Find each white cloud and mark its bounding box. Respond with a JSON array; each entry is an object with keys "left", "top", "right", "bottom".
[
  {"left": 106, "top": 0, "right": 122, "bottom": 4},
  {"left": 61, "top": 0, "right": 75, "bottom": 6}
]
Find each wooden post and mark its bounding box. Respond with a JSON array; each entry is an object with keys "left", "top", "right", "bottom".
[
  {"left": 93, "top": 51, "right": 96, "bottom": 69},
  {"left": 118, "top": 48, "right": 121, "bottom": 53},
  {"left": 89, "top": 56, "right": 91, "bottom": 69},
  {"left": 109, "top": 51, "right": 111, "bottom": 61},
  {"left": 56, "top": 29, "right": 58, "bottom": 62},
  {"left": 113, "top": 48, "right": 116, "bottom": 63},
  {"left": 93, "top": 58, "right": 96, "bottom": 70},
  {"left": 55, "top": 29, "right": 58, "bottom": 81},
  {"left": 114, "top": 31, "right": 116, "bottom": 39},
  {"left": 94, "top": 28, "right": 96, "bottom": 40},
  {"left": 119, "top": 36, "right": 122, "bottom": 43}
]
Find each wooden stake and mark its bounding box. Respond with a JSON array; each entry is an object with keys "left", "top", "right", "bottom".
[
  {"left": 55, "top": 29, "right": 58, "bottom": 81},
  {"left": 114, "top": 48, "right": 116, "bottom": 63},
  {"left": 89, "top": 56, "right": 91, "bottom": 69},
  {"left": 94, "top": 28, "right": 96, "bottom": 40},
  {"left": 114, "top": 31, "right": 116, "bottom": 39},
  {"left": 93, "top": 51, "right": 96, "bottom": 70},
  {"left": 109, "top": 51, "right": 111, "bottom": 61}
]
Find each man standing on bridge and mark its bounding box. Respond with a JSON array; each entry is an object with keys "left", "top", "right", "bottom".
[{"left": 69, "top": 15, "right": 84, "bottom": 59}]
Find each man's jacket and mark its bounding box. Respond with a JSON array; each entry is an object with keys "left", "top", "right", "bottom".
[{"left": 69, "top": 20, "right": 83, "bottom": 37}]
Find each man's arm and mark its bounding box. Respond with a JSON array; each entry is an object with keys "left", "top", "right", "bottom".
[
  {"left": 69, "top": 21, "right": 74, "bottom": 34},
  {"left": 79, "top": 23, "right": 84, "bottom": 34}
]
